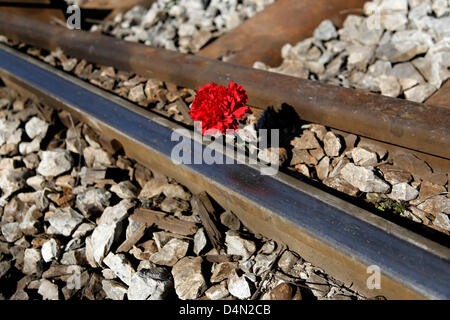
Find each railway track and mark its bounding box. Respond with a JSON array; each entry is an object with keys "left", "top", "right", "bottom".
[{"left": 0, "top": 1, "right": 449, "bottom": 300}]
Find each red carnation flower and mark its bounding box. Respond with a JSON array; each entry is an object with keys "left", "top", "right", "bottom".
[{"left": 189, "top": 81, "right": 252, "bottom": 135}]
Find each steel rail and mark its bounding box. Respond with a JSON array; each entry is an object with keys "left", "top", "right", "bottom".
[
  {"left": 0, "top": 44, "right": 449, "bottom": 299},
  {"left": 0, "top": 12, "right": 449, "bottom": 160}
]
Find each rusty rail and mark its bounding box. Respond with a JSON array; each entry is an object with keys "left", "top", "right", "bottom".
[
  {"left": 1, "top": 44, "right": 449, "bottom": 299},
  {"left": 0, "top": 12, "right": 449, "bottom": 160}
]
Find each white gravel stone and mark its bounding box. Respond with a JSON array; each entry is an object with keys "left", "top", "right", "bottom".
[
  {"left": 228, "top": 274, "right": 252, "bottom": 300},
  {"left": 38, "top": 279, "right": 59, "bottom": 300},
  {"left": 103, "top": 252, "right": 135, "bottom": 286},
  {"left": 1, "top": 222, "right": 23, "bottom": 243},
  {"left": 76, "top": 188, "right": 111, "bottom": 217},
  {"left": 110, "top": 181, "right": 139, "bottom": 199},
  {"left": 0, "top": 118, "right": 20, "bottom": 146},
  {"left": 37, "top": 149, "right": 73, "bottom": 177},
  {"left": 193, "top": 228, "right": 207, "bottom": 255},
  {"left": 323, "top": 132, "right": 341, "bottom": 157},
  {"left": 26, "top": 175, "right": 46, "bottom": 191},
  {"left": 172, "top": 256, "right": 206, "bottom": 300},
  {"left": 351, "top": 147, "right": 378, "bottom": 167},
  {"left": 390, "top": 183, "right": 419, "bottom": 201},
  {"left": 434, "top": 213, "right": 450, "bottom": 232},
  {"left": 83, "top": 146, "right": 114, "bottom": 168},
  {"left": 128, "top": 268, "right": 173, "bottom": 300},
  {"left": 341, "top": 163, "right": 390, "bottom": 193},
  {"left": 314, "top": 20, "right": 338, "bottom": 41},
  {"left": 72, "top": 222, "right": 95, "bottom": 239},
  {"left": 102, "top": 280, "right": 128, "bottom": 300},
  {"left": 205, "top": 282, "right": 229, "bottom": 300},
  {"left": 19, "top": 205, "right": 43, "bottom": 236},
  {"left": 404, "top": 83, "right": 437, "bottom": 103},
  {"left": 19, "top": 138, "right": 41, "bottom": 155},
  {"left": 25, "top": 117, "right": 49, "bottom": 140},
  {"left": 150, "top": 238, "right": 189, "bottom": 266},
  {"left": 48, "top": 207, "right": 84, "bottom": 237},
  {"left": 0, "top": 167, "right": 29, "bottom": 197},
  {"left": 23, "top": 248, "right": 43, "bottom": 275},
  {"left": 41, "top": 238, "right": 61, "bottom": 263},
  {"left": 225, "top": 231, "right": 256, "bottom": 261}
]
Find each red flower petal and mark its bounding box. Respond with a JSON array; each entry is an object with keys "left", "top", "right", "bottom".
[{"left": 189, "top": 81, "right": 251, "bottom": 135}]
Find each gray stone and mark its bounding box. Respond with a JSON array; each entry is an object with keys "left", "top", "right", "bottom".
[
  {"left": 26, "top": 175, "right": 46, "bottom": 191},
  {"left": 376, "top": 75, "right": 401, "bottom": 97},
  {"left": 38, "top": 279, "right": 59, "bottom": 300},
  {"left": 378, "top": 165, "right": 412, "bottom": 184},
  {"left": 72, "top": 222, "right": 96, "bottom": 239},
  {"left": 376, "top": 30, "right": 433, "bottom": 63},
  {"left": 389, "top": 183, "right": 419, "bottom": 201},
  {"left": 341, "top": 163, "right": 390, "bottom": 193},
  {"left": 0, "top": 118, "right": 20, "bottom": 146},
  {"left": 347, "top": 44, "right": 374, "bottom": 71},
  {"left": 102, "top": 279, "right": 128, "bottom": 300},
  {"left": 138, "top": 178, "right": 168, "bottom": 200},
  {"left": 23, "top": 248, "right": 43, "bottom": 275},
  {"left": 128, "top": 84, "right": 146, "bottom": 103},
  {"left": 83, "top": 146, "right": 114, "bottom": 168},
  {"left": 0, "top": 167, "right": 29, "bottom": 197},
  {"left": 404, "top": 83, "right": 437, "bottom": 103},
  {"left": 291, "top": 131, "right": 320, "bottom": 150},
  {"left": 434, "top": 213, "right": 450, "bottom": 232},
  {"left": 351, "top": 147, "right": 378, "bottom": 167},
  {"left": 172, "top": 256, "right": 206, "bottom": 300},
  {"left": 0, "top": 260, "right": 11, "bottom": 278},
  {"left": 205, "top": 282, "right": 229, "bottom": 300},
  {"left": 1, "top": 222, "right": 23, "bottom": 242},
  {"left": 103, "top": 252, "right": 135, "bottom": 286},
  {"left": 25, "top": 117, "right": 48, "bottom": 140},
  {"left": 48, "top": 207, "right": 84, "bottom": 237},
  {"left": 110, "top": 181, "right": 138, "bottom": 199},
  {"left": 389, "top": 62, "right": 424, "bottom": 91},
  {"left": 162, "top": 184, "right": 191, "bottom": 200},
  {"left": 98, "top": 199, "right": 134, "bottom": 225},
  {"left": 194, "top": 227, "right": 207, "bottom": 255},
  {"left": 307, "top": 273, "right": 330, "bottom": 298},
  {"left": 290, "top": 149, "right": 318, "bottom": 166},
  {"left": 323, "top": 132, "right": 341, "bottom": 157},
  {"left": 19, "top": 138, "right": 41, "bottom": 155},
  {"left": 89, "top": 223, "right": 119, "bottom": 265},
  {"left": 313, "top": 20, "right": 338, "bottom": 41},
  {"left": 228, "top": 274, "right": 252, "bottom": 300},
  {"left": 381, "top": 12, "right": 408, "bottom": 31},
  {"left": 210, "top": 261, "right": 237, "bottom": 284},
  {"left": 220, "top": 211, "right": 240, "bottom": 230},
  {"left": 128, "top": 268, "right": 173, "bottom": 300},
  {"left": 160, "top": 198, "right": 189, "bottom": 213},
  {"left": 225, "top": 231, "right": 256, "bottom": 261},
  {"left": 37, "top": 149, "right": 73, "bottom": 177},
  {"left": 316, "top": 156, "right": 330, "bottom": 181},
  {"left": 60, "top": 248, "right": 87, "bottom": 265},
  {"left": 19, "top": 205, "right": 43, "bottom": 236},
  {"left": 76, "top": 188, "right": 111, "bottom": 217},
  {"left": 41, "top": 238, "right": 61, "bottom": 263},
  {"left": 150, "top": 238, "right": 189, "bottom": 266}
]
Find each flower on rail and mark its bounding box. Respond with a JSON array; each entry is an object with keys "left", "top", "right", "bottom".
[{"left": 189, "top": 81, "right": 251, "bottom": 135}]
